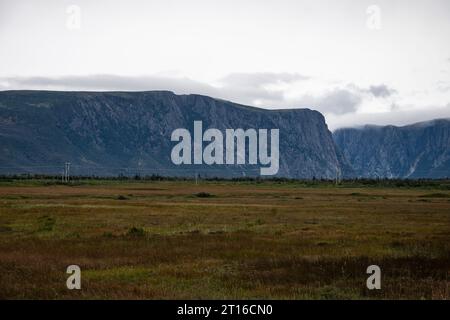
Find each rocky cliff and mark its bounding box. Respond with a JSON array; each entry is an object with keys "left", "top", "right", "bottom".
[
  {"left": 0, "top": 90, "right": 346, "bottom": 178},
  {"left": 333, "top": 119, "right": 450, "bottom": 178}
]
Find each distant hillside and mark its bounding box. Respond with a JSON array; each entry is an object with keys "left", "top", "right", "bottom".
[
  {"left": 333, "top": 119, "right": 450, "bottom": 178},
  {"left": 0, "top": 90, "right": 348, "bottom": 178}
]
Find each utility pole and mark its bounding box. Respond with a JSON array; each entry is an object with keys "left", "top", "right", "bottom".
[
  {"left": 64, "top": 162, "right": 71, "bottom": 183},
  {"left": 335, "top": 165, "right": 341, "bottom": 185}
]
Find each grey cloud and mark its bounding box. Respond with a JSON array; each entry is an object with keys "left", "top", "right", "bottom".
[
  {"left": 0, "top": 73, "right": 309, "bottom": 107},
  {"left": 220, "top": 72, "right": 309, "bottom": 87},
  {"left": 368, "top": 84, "right": 397, "bottom": 98},
  {"left": 283, "top": 83, "right": 398, "bottom": 115},
  {"left": 328, "top": 103, "right": 450, "bottom": 131},
  {"left": 0, "top": 75, "right": 402, "bottom": 118},
  {"left": 217, "top": 72, "right": 310, "bottom": 106},
  {"left": 0, "top": 75, "right": 220, "bottom": 96},
  {"left": 2, "top": 74, "right": 448, "bottom": 131},
  {"left": 292, "top": 88, "right": 362, "bottom": 115},
  {"left": 0, "top": 73, "right": 309, "bottom": 111},
  {"left": 437, "top": 80, "right": 450, "bottom": 92}
]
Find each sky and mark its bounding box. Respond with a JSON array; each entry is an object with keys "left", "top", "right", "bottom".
[{"left": 1, "top": 0, "right": 450, "bottom": 130}]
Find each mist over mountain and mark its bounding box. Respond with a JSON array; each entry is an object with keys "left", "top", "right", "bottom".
[
  {"left": 0, "top": 90, "right": 348, "bottom": 179},
  {"left": 333, "top": 119, "right": 450, "bottom": 178}
]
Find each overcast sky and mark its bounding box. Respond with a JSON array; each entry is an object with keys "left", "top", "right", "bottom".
[{"left": 1, "top": 0, "right": 450, "bottom": 129}]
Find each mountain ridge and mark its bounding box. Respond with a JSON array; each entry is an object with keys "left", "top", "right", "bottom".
[
  {"left": 334, "top": 118, "right": 450, "bottom": 131},
  {"left": 2, "top": 90, "right": 449, "bottom": 179},
  {"left": 333, "top": 118, "right": 450, "bottom": 178},
  {"left": 0, "top": 90, "right": 346, "bottom": 178}
]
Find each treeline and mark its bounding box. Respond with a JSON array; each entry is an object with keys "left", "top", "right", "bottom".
[{"left": 0, "top": 173, "right": 449, "bottom": 189}]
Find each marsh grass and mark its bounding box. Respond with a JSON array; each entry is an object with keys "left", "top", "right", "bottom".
[{"left": 0, "top": 180, "right": 449, "bottom": 299}]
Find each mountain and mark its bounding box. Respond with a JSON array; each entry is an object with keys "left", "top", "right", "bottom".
[
  {"left": 333, "top": 119, "right": 450, "bottom": 178},
  {"left": 0, "top": 90, "right": 347, "bottom": 178}
]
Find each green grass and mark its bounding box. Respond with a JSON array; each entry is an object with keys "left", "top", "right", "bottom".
[{"left": 0, "top": 180, "right": 449, "bottom": 299}]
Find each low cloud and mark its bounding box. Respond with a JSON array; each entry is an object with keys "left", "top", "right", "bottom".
[
  {"left": 327, "top": 103, "right": 450, "bottom": 131},
  {"left": 216, "top": 72, "right": 309, "bottom": 106},
  {"left": 0, "top": 74, "right": 398, "bottom": 117},
  {"left": 0, "top": 74, "right": 220, "bottom": 96},
  {"left": 292, "top": 88, "right": 362, "bottom": 115},
  {"left": 219, "top": 72, "right": 309, "bottom": 87},
  {"left": 299, "top": 84, "right": 398, "bottom": 115},
  {"left": 437, "top": 80, "right": 450, "bottom": 92},
  {"left": 368, "top": 84, "right": 396, "bottom": 98},
  {"left": 0, "top": 73, "right": 309, "bottom": 108},
  {"left": 2, "top": 74, "right": 447, "bottom": 129}
]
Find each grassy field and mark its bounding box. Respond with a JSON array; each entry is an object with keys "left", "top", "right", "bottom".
[{"left": 0, "top": 179, "right": 449, "bottom": 299}]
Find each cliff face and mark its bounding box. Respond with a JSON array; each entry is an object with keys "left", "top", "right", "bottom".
[
  {"left": 0, "top": 90, "right": 345, "bottom": 178},
  {"left": 333, "top": 119, "right": 450, "bottom": 178}
]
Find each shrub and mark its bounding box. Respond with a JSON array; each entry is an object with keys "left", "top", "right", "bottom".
[
  {"left": 38, "top": 215, "right": 55, "bottom": 232},
  {"left": 126, "top": 226, "right": 145, "bottom": 237},
  {"left": 195, "top": 192, "right": 214, "bottom": 198}
]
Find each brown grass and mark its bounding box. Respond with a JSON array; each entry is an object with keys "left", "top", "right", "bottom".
[{"left": 0, "top": 180, "right": 449, "bottom": 299}]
